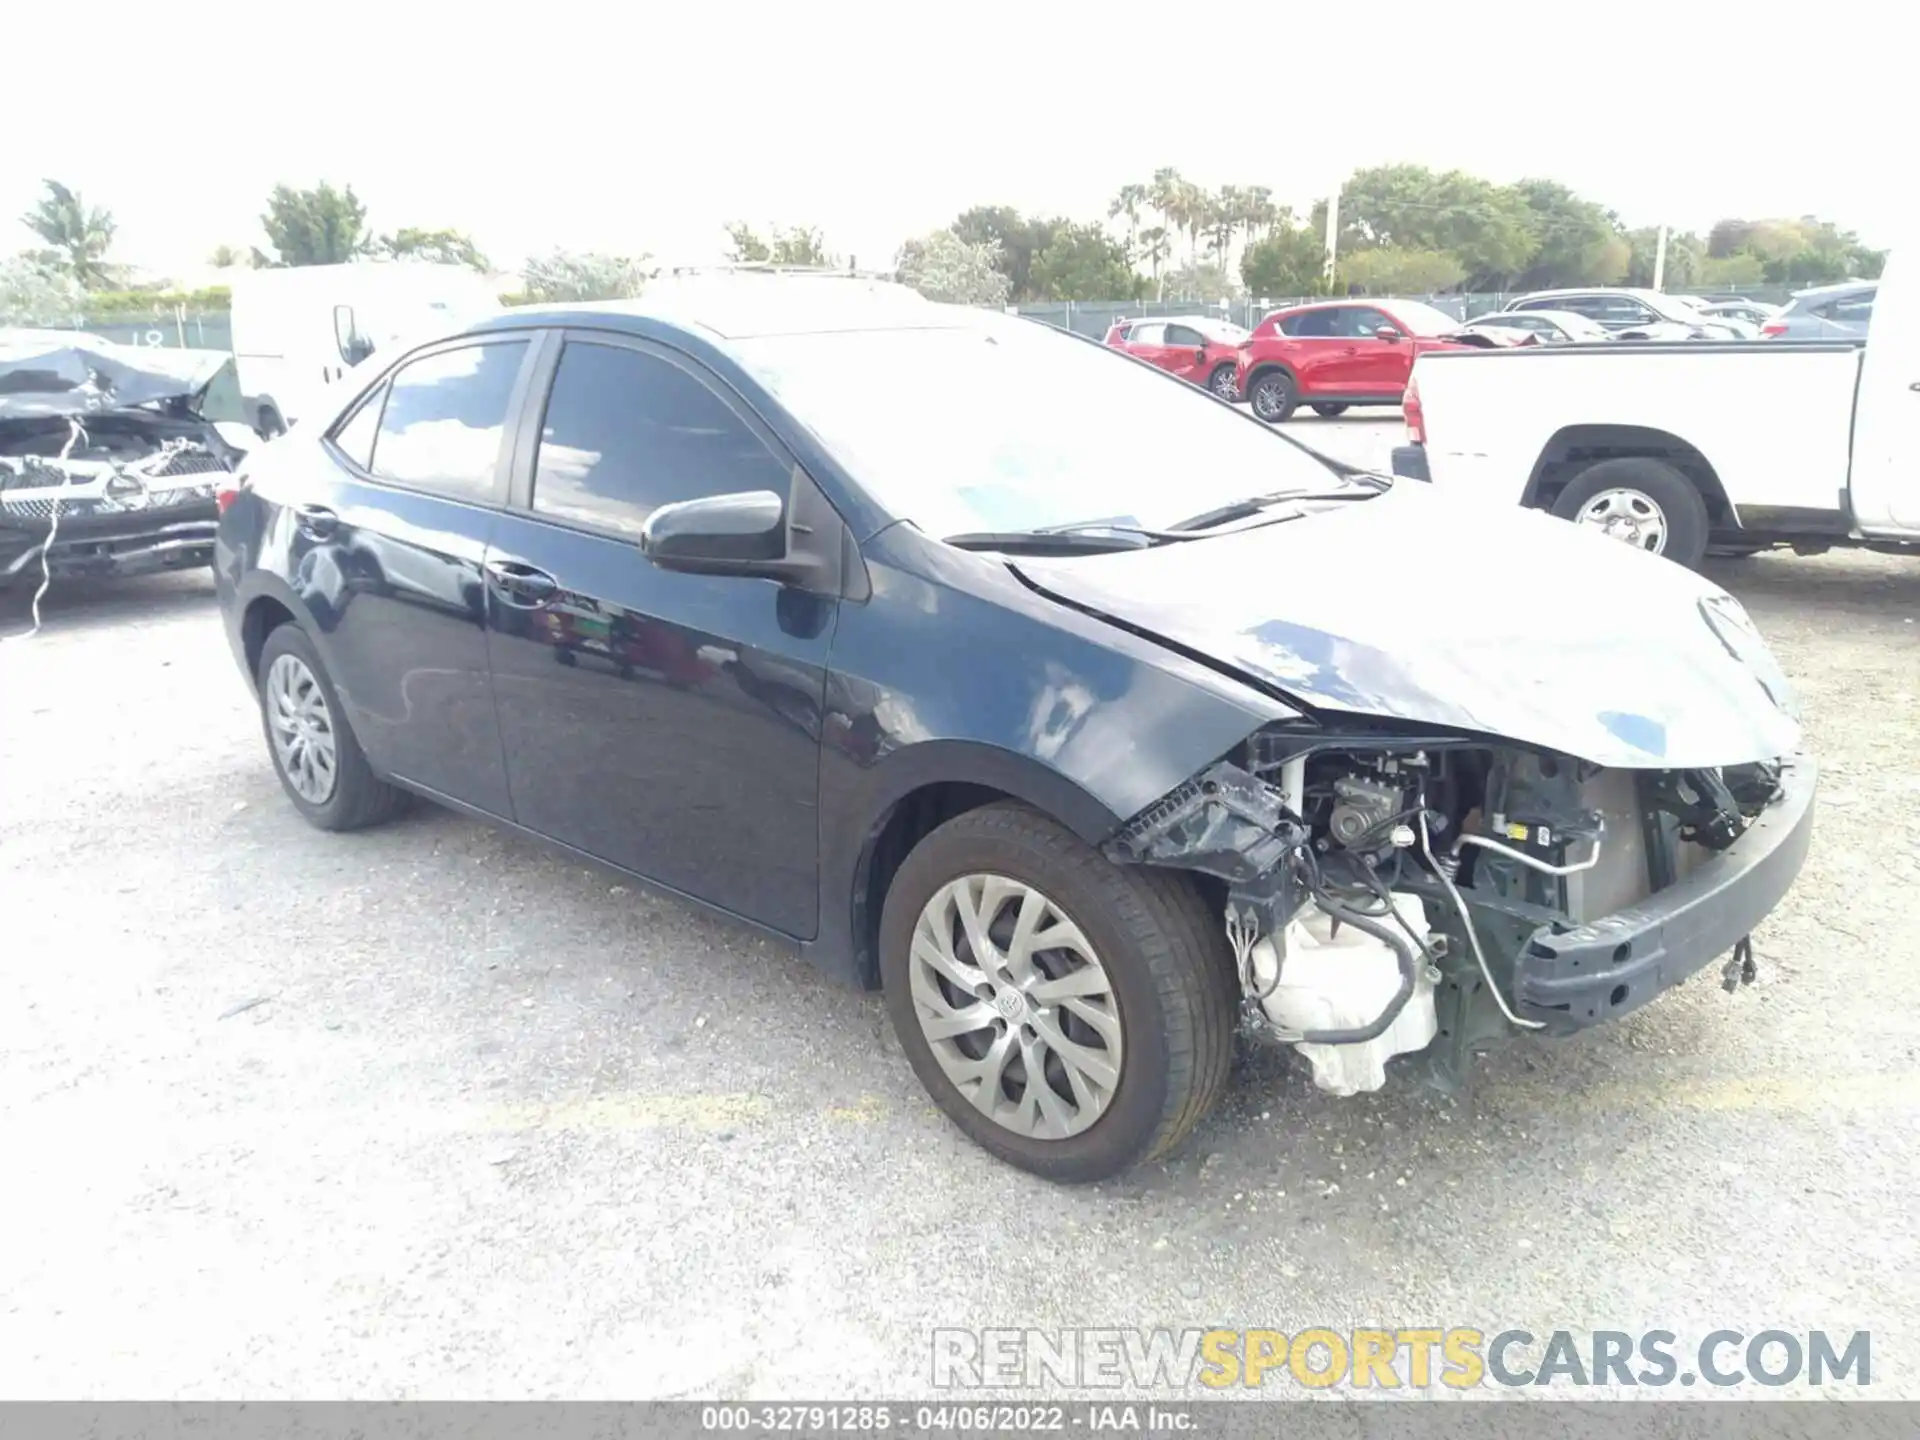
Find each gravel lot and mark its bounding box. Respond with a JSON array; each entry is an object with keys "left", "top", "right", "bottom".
[{"left": 3, "top": 414, "right": 1916, "bottom": 1400}]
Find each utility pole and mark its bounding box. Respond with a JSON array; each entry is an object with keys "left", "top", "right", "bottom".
[
  {"left": 1652, "top": 224, "right": 1669, "bottom": 291},
  {"left": 1323, "top": 188, "right": 1340, "bottom": 292}
]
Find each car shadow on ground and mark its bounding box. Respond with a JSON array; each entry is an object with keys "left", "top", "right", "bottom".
[
  {"left": 0, "top": 568, "right": 217, "bottom": 641},
  {"left": 1705, "top": 549, "right": 1920, "bottom": 622}
]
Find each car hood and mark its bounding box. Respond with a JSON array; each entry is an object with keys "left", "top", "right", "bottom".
[
  {"left": 1010, "top": 483, "right": 1801, "bottom": 770},
  {"left": 0, "top": 334, "right": 245, "bottom": 424}
]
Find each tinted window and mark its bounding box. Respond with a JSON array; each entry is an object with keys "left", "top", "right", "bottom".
[
  {"left": 330, "top": 384, "right": 386, "bottom": 470},
  {"left": 531, "top": 341, "right": 792, "bottom": 538},
  {"left": 1164, "top": 323, "right": 1206, "bottom": 346},
  {"left": 1339, "top": 306, "right": 1395, "bottom": 337},
  {"left": 1283, "top": 309, "right": 1337, "bottom": 337},
  {"left": 1129, "top": 322, "right": 1167, "bottom": 345},
  {"left": 370, "top": 341, "right": 527, "bottom": 503},
  {"left": 1820, "top": 293, "right": 1875, "bottom": 322}
]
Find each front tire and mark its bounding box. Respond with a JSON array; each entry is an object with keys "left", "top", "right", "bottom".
[
  {"left": 1549, "top": 456, "right": 1710, "bottom": 570},
  {"left": 879, "top": 803, "right": 1236, "bottom": 1183},
  {"left": 1247, "top": 370, "right": 1298, "bottom": 424},
  {"left": 257, "top": 624, "right": 406, "bottom": 831},
  {"left": 1310, "top": 403, "right": 1350, "bottom": 417}
]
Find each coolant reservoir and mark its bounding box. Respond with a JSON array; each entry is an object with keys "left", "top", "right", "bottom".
[{"left": 1251, "top": 893, "right": 1438, "bottom": 1097}]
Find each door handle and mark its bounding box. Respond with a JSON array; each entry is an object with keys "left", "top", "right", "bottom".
[
  {"left": 484, "top": 558, "right": 558, "bottom": 606},
  {"left": 294, "top": 504, "right": 339, "bottom": 539}
]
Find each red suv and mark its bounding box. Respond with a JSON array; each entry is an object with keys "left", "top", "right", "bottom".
[
  {"left": 1235, "top": 299, "right": 1473, "bottom": 422},
  {"left": 1104, "top": 315, "right": 1249, "bottom": 401}
]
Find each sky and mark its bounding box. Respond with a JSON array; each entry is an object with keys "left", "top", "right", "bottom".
[{"left": 6, "top": 0, "right": 1908, "bottom": 280}]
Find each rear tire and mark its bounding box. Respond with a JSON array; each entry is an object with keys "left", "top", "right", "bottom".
[
  {"left": 1310, "top": 403, "right": 1350, "bottom": 417},
  {"left": 256, "top": 624, "right": 406, "bottom": 831},
  {"left": 1549, "top": 456, "right": 1710, "bottom": 570},
  {"left": 1205, "top": 364, "right": 1239, "bottom": 401},
  {"left": 879, "top": 803, "right": 1236, "bottom": 1183},
  {"left": 1247, "top": 370, "right": 1298, "bottom": 424}
]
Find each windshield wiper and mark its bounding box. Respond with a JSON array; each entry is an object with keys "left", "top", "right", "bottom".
[{"left": 1166, "top": 478, "right": 1387, "bottom": 533}]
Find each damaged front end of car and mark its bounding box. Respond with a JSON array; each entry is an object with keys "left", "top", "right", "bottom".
[
  {"left": 1106, "top": 723, "right": 1816, "bottom": 1095},
  {"left": 0, "top": 334, "right": 246, "bottom": 587}
]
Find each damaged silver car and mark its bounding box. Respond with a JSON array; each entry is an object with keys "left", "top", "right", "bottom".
[{"left": 1, "top": 332, "right": 247, "bottom": 590}]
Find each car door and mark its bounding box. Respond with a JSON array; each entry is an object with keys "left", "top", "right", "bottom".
[
  {"left": 1124, "top": 321, "right": 1173, "bottom": 372},
  {"left": 1278, "top": 306, "right": 1348, "bottom": 394},
  {"left": 482, "top": 330, "right": 838, "bottom": 937},
  {"left": 1842, "top": 263, "right": 1917, "bottom": 531},
  {"left": 299, "top": 336, "right": 532, "bottom": 816},
  {"left": 1160, "top": 323, "right": 1213, "bottom": 383},
  {"left": 1312, "top": 306, "right": 1400, "bottom": 394}
]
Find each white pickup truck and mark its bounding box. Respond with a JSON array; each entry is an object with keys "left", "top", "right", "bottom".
[{"left": 1390, "top": 248, "right": 1920, "bottom": 570}]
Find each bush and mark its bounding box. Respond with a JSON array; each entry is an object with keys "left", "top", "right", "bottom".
[{"left": 80, "top": 286, "right": 233, "bottom": 318}]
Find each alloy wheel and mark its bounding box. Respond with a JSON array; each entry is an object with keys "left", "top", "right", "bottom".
[
  {"left": 907, "top": 873, "right": 1123, "bottom": 1140},
  {"left": 266, "top": 653, "right": 339, "bottom": 804}
]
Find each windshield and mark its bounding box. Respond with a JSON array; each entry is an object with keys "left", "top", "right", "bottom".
[
  {"left": 1382, "top": 299, "right": 1463, "bottom": 335},
  {"left": 735, "top": 318, "right": 1346, "bottom": 538}
]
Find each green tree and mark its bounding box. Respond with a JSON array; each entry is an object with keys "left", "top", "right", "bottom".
[
  {"left": 1108, "top": 183, "right": 1148, "bottom": 254},
  {"left": 21, "top": 180, "right": 119, "bottom": 288},
  {"left": 950, "top": 206, "right": 1061, "bottom": 301},
  {"left": 1159, "top": 260, "right": 1243, "bottom": 303},
  {"left": 1623, "top": 227, "right": 1704, "bottom": 289},
  {"left": 1, "top": 254, "right": 84, "bottom": 324},
  {"left": 1137, "top": 226, "right": 1171, "bottom": 296},
  {"left": 1698, "top": 252, "right": 1767, "bottom": 286},
  {"left": 372, "top": 227, "right": 489, "bottom": 271},
  {"left": 521, "top": 250, "right": 649, "bottom": 302},
  {"left": 1338, "top": 246, "right": 1467, "bottom": 295},
  {"left": 1028, "top": 222, "right": 1141, "bottom": 301},
  {"left": 725, "top": 223, "right": 835, "bottom": 267},
  {"left": 895, "top": 231, "right": 1010, "bottom": 305},
  {"left": 1336, "top": 164, "right": 1538, "bottom": 287},
  {"left": 1241, "top": 227, "right": 1324, "bottom": 297},
  {"left": 1509, "top": 179, "right": 1629, "bottom": 289},
  {"left": 207, "top": 244, "right": 253, "bottom": 269},
  {"left": 260, "top": 182, "right": 369, "bottom": 265}
]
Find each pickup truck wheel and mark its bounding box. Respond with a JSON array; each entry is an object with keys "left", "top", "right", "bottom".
[
  {"left": 1311, "top": 403, "right": 1349, "bottom": 417},
  {"left": 1550, "top": 457, "right": 1709, "bottom": 569},
  {"left": 879, "top": 803, "right": 1236, "bottom": 1183},
  {"left": 1247, "top": 371, "right": 1298, "bottom": 423}
]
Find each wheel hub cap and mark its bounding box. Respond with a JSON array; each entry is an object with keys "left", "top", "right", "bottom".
[
  {"left": 266, "top": 652, "right": 339, "bottom": 804},
  {"left": 1577, "top": 487, "right": 1668, "bottom": 554},
  {"left": 908, "top": 873, "right": 1123, "bottom": 1141}
]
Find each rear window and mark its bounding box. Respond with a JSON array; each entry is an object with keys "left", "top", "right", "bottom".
[{"left": 368, "top": 340, "right": 528, "bottom": 504}]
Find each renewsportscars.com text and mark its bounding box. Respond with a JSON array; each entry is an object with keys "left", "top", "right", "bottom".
[{"left": 931, "top": 1327, "right": 1872, "bottom": 1391}]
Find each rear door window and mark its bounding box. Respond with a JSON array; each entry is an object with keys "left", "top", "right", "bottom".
[
  {"left": 369, "top": 340, "right": 529, "bottom": 504},
  {"left": 329, "top": 384, "right": 386, "bottom": 470},
  {"left": 1128, "top": 322, "right": 1167, "bottom": 345}
]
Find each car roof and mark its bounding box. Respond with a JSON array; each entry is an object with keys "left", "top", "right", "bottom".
[
  {"left": 470, "top": 275, "right": 970, "bottom": 342},
  {"left": 1788, "top": 279, "right": 1876, "bottom": 300},
  {"left": 1475, "top": 309, "right": 1591, "bottom": 323},
  {"left": 1515, "top": 286, "right": 1663, "bottom": 301}
]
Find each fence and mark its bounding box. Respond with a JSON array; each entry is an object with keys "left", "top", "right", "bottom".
[{"left": 1014, "top": 286, "right": 1810, "bottom": 339}]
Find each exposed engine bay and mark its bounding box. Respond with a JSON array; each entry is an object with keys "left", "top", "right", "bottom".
[
  {"left": 0, "top": 411, "right": 236, "bottom": 521},
  {"left": 1109, "top": 729, "right": 1788, "bottom": 1094}
]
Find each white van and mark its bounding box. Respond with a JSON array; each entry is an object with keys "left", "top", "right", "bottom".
[{"left": 229, "top": 262, "right": 501, "bottom": 437}]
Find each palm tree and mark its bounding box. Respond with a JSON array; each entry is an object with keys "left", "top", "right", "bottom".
[
  {"left": 22, "top": 180, "right": 118, "bottom": 289},
  {"left": 1241, "top": 187, "right": 1281, "bottom": 244},
  {"left": 1139, "top": 226, "right": 1172, "bottom": 300},
  {"left": 1149, "top": 167, "right": 1185, "bottom": 236},
  {"left": 1208, "top": 187, "right": 1240, "bottom": 266},
  {"left": 1108, "top": 183, "right": 1148, "bottom": 253}
]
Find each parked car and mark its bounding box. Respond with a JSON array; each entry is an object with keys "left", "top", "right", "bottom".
[
  {"left": 0, "top": 332, "right": 246, "bottom": 590},
  {"left": 1392, "top": 245, "right": 1917, "bottom": 569},
  {"left": 230, "top": 261, "right": 502, "bottom": 437},
  {"left": 1760, "top": 281, "right": 1876, "bottom": 340},
  {"left": 1499, "top": 288, "right": 1753, "bottom": 339},
  {"left": 1692, "top": 299, "right": 1781, "bottom": 330},
  {"left": 1103, "top": 315, "right": 1248, "bottom": 400},
  {"left": 216, "top": 283, "right": 1813, "bottom": 1182},
  {"left": 1235, "top": 298, "right": 1474, "bottom": 422},
  {"left": 1451, "top": 310, "right": 1613, "bottom": 345}
]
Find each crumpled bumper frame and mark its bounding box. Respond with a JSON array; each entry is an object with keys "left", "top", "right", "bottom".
[{"left": 1512, "top": 751, "right": 1817, "bottom": 1033}]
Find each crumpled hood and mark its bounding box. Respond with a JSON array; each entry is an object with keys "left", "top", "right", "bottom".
[
  {"left": 0, "top": 333, "right": 242, "bottom": 422},
  {"left": 1011, "top": 483, "right": 1801, "bottom": 770}
]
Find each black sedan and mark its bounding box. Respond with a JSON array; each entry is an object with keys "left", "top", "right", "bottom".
[{"left": 215, "top": 284, "right": 1814, "bottom": 1181}]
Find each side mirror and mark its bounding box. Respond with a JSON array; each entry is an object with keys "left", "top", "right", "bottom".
[
  {"left": 345, "top": 337, "right": 376, "bottom": 366},
  {"left": 640, "top": 472, "right": 851, "bottom": 595},
  {"left": 1375, "top": 325, "right": 1403, "bottom": 342}
]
